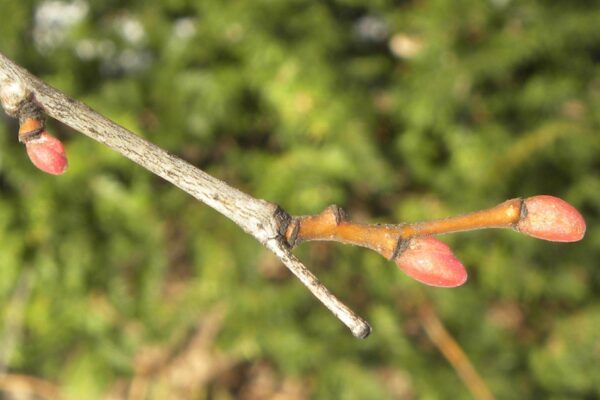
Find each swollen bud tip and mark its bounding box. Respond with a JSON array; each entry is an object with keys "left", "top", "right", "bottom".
[
  {"left": 395, "top": 237, "right": 468, "bottom": 288},
  {"left": 517, "top": 195, "right": 586, "bottom": 242},
  {"left": 24, "top": 131, "right": 68, "bottom": 175}
]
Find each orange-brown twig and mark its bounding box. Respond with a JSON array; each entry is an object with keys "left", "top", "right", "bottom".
[
  {"left": 284, "top": 196, "right": 585, "bottom": 287},
  {"left": 285, "top": 199, "right": 524, "bottom": 261}
]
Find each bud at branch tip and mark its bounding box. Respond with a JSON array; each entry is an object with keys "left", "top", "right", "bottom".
[{"left": 517, "top": 195, "right": 586, "bottom": 242}]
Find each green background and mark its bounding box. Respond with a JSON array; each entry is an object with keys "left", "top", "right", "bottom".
[{"left": 0, "top": 1, "right": 599, "bottom": 399}]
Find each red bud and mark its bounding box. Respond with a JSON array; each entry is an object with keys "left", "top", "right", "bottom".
[
  {"left": 395, "top": 237, "right": 467, "bottom": 288},
  {"left": 24, "top": 131, "right": 68, "bottom": 175},
  {"left": 517, "top": 195, "right": 586, "bottom": 242}
]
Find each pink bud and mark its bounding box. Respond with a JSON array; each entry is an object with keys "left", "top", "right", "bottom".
[
  {"left": 24, "top": 131, "right": 68, "bottom": 175},
  {"left": 517, "top": 195, "right": 586, "bottom": 242},
  {"left": 395, "top": 237, "right": 467, "bottom": 288}
]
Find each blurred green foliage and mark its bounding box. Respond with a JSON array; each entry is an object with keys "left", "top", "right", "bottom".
[{"left": 0, "top": 0, "right": 599, "bottom": 398}]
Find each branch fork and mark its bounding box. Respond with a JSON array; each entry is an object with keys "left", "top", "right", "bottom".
[
  {"left": 283, "top": 196, "right": 584, "bottom": 288},
  {"left": 0, "top": 52, "right": 586, "bottom": 339}
]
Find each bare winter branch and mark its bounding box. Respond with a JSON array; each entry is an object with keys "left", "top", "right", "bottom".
[
  {"left": 0, "top": 51, "right": 371, "bottom": 339},
  {"left": 0, "top": 50, "right": 585, "bottom": 338}
]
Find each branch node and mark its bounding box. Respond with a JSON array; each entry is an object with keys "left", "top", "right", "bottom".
[
  {"left": 273, "top": 205, "right": 292, "bottom": 241},
  {"left": 390, "top": 236, "right": 410, "bottom": 261},
  {"left": 516, "top": 197, "right": 527, "bottom": 228},
  {"left": 18, "top": 98, "right": 45, "bottom": 125},
  {"left": 0, "top": 78, "right": 31, "bottom": 118},
  {"left": 18, "top": 99, "right": 46, "bottom": 143},
  {"left": 285, "top": 219, "right": 301, "bottom": 248},
  {"left": 325, "top": 204, "right": 347, "bottom": 225}
]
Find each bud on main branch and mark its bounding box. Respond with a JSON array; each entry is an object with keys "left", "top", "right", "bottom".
[
  {"left": 395, "top": 237, "right": 467, "bottom": 288},
  {"left": 23, "top": 130, "right": 68, "bottom": 175},
  {"left": 285, "top": 195, "right": 585, "bottom": 289},
  {"left": 18, "top": 115, "right": 68, "bottom": 175}
]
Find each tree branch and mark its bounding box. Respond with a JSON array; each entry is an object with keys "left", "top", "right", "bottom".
[
  {"left": 284, "top": 200, "right": 525, "bottom": 258},
  {"left": 281, "top": 195, "right": 585, "bottom": 288},
  {"left": 284, "top": 196, "right": 586, "bottom": 261},
  {"left": 0, "top": 51, "right": 372, "bottom": 339},
  {"left": 0, "top": 50, "right": 586, "bottom": 338}
]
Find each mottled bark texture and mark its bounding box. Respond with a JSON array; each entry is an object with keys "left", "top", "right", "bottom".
[{"left": 0, "top": 51, "right": 371, "bottom": 339}]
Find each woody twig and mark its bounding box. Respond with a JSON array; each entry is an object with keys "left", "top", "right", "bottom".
[
  {"left": 0, "top": 50, "right": 586, "bottom": 338},
  {"left": 284, "top": 197, "right": 585, "bottom": 287},
  {"left": 0, "top": 51, "right": 371, "bottom": 339}
]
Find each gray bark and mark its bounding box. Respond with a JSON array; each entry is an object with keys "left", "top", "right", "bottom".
[{"left": 0, "top": 51, "right": 371, "bottom": 338}]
